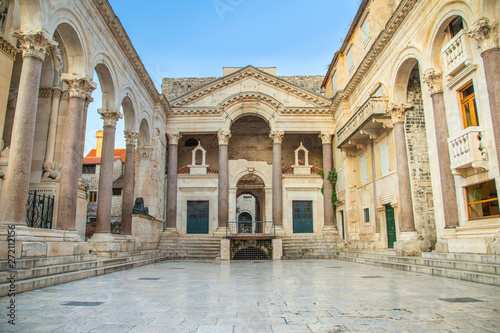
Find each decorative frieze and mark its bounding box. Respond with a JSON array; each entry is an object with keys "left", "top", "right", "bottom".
[
  {"left": 61, "top": 73, "right": 97, "bottom": 100},
  {"left": 467, "top": 17, "right": 499, "bottom": 52},
  {"left": 124, "top": 130, "right": 139, "bottom": 146},
  {"left": 167, "top": 132, "right": 183, "bottom": 145},
  {"left": 0, "top": 34, "right": 18, "bottom": 60},
  {"left": 422, "top": 68, "right": 443, "bottom": 94},
  {"left": 12, "top": 29, "right": 57, "bottom": 61},
  {"left": 269, "top": 130, "right": 284, "bottom": 144},
  {"left": 217, "top": 129, "right": 231, "bottom": 145},
  {"left": 98, "top": 108, "right": 123, "bottom": 127}
]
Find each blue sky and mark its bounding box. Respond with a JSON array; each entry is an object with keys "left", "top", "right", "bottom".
[{"left": 84, "top": 0, "right": 360, "bottom": 154}]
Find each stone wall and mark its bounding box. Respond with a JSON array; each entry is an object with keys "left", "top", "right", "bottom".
[
  {"left": 278, "top": 75, "right": 325, "bottom": 96},
  {"left": 405, "top": 66, "right": 436, "bottom": 247}
]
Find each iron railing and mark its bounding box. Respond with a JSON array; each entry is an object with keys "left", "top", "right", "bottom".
[
  {"left": 26, "top": 190, "right": 54, "bottom": 229},
  {"left": 226, "top": 221, "right": 275, "bottom": 237}
]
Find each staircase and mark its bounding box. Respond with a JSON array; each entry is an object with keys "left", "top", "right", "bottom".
[
  {"left": 282, "top": 235, "right": 340, "bottom": 259},
  {"left": 0, "top": 250, "right": 167, "bottom": 297},
  {"left": 333, "top": 249, "right": 500, "bottom": 286},
  {"left": 158, "top": 235, "right": 221, "bottom": 260}
]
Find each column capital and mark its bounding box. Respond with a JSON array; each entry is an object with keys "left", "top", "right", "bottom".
[
  {"left": 319, "top": 131, "right": 335, "bottom": 144},
  {"left": 12, "top": 29, "right": 58, "bottom": 61},
  {"left": 217, "top": 129, "right": 231, "bottom": 145},
  {"left": 52, "top": 87, "right": 62, "bottom": 99},
  {"left": 467, "top": 17, "right": 499, "bottom": 52},
  {"left": 98, "top": 108, "right": 123, "bottom": 127},
  {"left": 269, "top": 130, "right": 284, "bottom": 144},
  {"left": 61, "top": 73, "right": 97, "bottom": 100},
  {"left": 422, "top": 68, "right": 443, "bottom": 94},
  {"left": 387, "top": 103, "right": 412, "bottom": 124},
  {"left": 167, "top": 132, "right": 183, "bottom": 145},
  {"left": 124, "top": 130, "right": 139, "bottom": 145}
]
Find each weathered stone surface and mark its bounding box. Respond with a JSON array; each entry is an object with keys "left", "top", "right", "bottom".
[{"left": 21, "top": 242, "right": 47, "bottom": 257}]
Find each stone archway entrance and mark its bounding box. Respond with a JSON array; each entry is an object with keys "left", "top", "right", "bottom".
[{"left": 236, "top": 174, "right": 265, "bottom": 233}]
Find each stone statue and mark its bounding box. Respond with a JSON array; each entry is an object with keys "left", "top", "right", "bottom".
[{"left": 132, "top": 197, "right": 149, "bottom": 215}]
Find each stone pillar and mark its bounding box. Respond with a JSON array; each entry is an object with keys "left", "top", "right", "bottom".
[
  {"left": 320, "top": 131, "right": 337, "bottom": 229},
  {"left": 42, "top": 87, "right": 61, "bottom": 175},
  {"left": 95, "top": 109, "right": 123, "bottom": 234},
  {"left": 218, "top": 129, "right": 231, "bottom": 228},
  {"left": 121, "top": 130, "right": 138, "bottom": 235},
  {"left": 422, "top": 68, "right": 459, "bottom": 228},
  {"left": 2, "top": 29, "right": 57, "bottom": 225},
  {"left": 57, "top": 74, "right": 96, "bottom": 230},
  {"left": 80, "top": 96, "right": 93, "bottom": 173},
  {"left": 387, "top": 103, "right": 416, "bottom": 232},
  {"left": 166, "top": 132, "right": 182, "bottom": 229},
  {"left": 270, "top": 130, "right": 284, "bottom": 227},
  {"left": 467, "top": 17, "right": 500, "bottom": 172}
]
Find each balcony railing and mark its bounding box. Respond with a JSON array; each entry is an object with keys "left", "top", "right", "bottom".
[
  {"left": 442, "top": 30, "right": 473, "bottom": 77},
  {"left": 337, "top": 97, "right": 388, "bottom": 146},
  {"left": 448, "top": 127, "right": 487, "bottom": 174},
  {"left": 226, "top": 221, "right": 276, "bottom": 238}
]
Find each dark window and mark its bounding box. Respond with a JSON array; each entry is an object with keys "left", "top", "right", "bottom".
[
  {"left": 89, "top": 217, "right": 97, "bottom": 223},
  {"left": 466, "top": 180, "right": 499, "bottom": 219},
  {"left": 448, "top": 16, "right": 464, "bottom": 38},
  {"left": 88, "top": 191, "right": 97, "bottom": 203},
  {"left": 184, "top": 138, "right": 198, "bottom": 147},
  {"left": 364, "top": 208, "right": 370, "bottom": 223},
  {"left": 112, "top": 188, "right": 122, "bottom": 196},
  {"left": 82, "top": 165, "right": 96, "bottom": 174}
]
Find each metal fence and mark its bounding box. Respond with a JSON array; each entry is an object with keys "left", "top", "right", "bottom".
[
  {"left": 26, "top": 190, "right": 54, "bottom": 229},
  {"left": 226, "top": 221, "right": 275, "bottom": 237}
]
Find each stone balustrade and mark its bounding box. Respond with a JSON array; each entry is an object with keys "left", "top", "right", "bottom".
[
  {"left": 442, "top": 30, "right": 473, "bottom": 78},
  {"left": 448, "top": 127, "right": 486, "bottom": 173}
]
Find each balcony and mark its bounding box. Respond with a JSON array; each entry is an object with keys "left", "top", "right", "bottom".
[
  {"left": 442, "top": 30, "right": 473, "bottom": 79},
  {"left": 448, "top": 127, "right": 488, "bottom": 177},
  {"left": 337, "top": 97, "right": 391, "bottom": 155}
]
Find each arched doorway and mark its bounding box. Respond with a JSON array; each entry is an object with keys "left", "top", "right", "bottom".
[{"left": 236, "top": 174, "right": 265, "bottom": 233}]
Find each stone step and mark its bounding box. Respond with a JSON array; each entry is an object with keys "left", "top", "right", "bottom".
[
  {"left": 333, "top": 254, "right": 500, "bottom": 286},
  {"left": 282, "top": 255, "right": 336, "bottom": 260},
  {"left": 158, "top": 236, "right": 220, "bottom": 260},
  {"left": 0, "top": 255, "right": 168, "bottom": 297},
  {"left": 422, "top": 252, "right": 500, "bottom": 265},
  {"left": 0, "top": 254, "right": 98, "bottom": 271}
]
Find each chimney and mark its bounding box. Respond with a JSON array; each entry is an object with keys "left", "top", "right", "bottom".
[{"left": 96, "top": 130, "right": 103, "bottom": 158}]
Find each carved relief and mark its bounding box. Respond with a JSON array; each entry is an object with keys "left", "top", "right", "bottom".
[
  {"left": 467, "top": 17, "right": 499, "bottom": 51},
  {"left": 217, "top": 129, "right": 231, "bottom": 145},
  {"left": 422, "top": 68, "right": 443, "bottom": 94},
  {"left": 12, "top": 29, "right": 58, "bottom": 61}
]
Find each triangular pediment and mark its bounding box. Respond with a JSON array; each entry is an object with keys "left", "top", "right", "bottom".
[{"left": 169, "top": 66, "right": 332, "bottom": 112}]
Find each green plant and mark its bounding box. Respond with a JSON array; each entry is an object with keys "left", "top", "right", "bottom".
[{"left": 319, "top": 169, "right": 340, "bottom": 211}]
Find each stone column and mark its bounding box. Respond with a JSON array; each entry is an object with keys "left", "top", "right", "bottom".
[
  {"left": 218, "top": 129, "right": 231, "bottom": 228},
  {"left": 42, "top": 87, "right": 61, "bottom": 176},
  {"left": 57, "top": 74, "right": 96, "bottom": 230},
  {"left": 422, "top": 68, "right": 459, "bottom": 228},
  {"left": 95, "top": 109, "right": 123, "bottom": 234},
  {"left": 387, "top": 103, "right": 416, "bottom": 232},
  {"left": 80, "top": 95, "right": 93, "bottom": 172},
  {"left": 121, "top": 130, "right": 138, "bottom": 235},
  {"left": 166, "top": 132, "right": 182, "bottom": 229},
  {"left": 320, "top": 131, "right": 337, "bottom": 229},
  {"left": 467, "top": 17, "right": 500, "bottom": 172},
  {"left": 270, "top": 130, "right": 284, "bottom": 227},
  {"left": 2, "top": 29, "right": 57, "bottom": 225}
]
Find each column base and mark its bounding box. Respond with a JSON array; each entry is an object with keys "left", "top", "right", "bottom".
[
  {"left": 272, "top": 238, "right": 282, "bottom": 260},
  {"left": 88, "top": 232, "right": 135, "bottom": 257},
  {"left": 220, "top": 239, "right": 230, "bottom": 260},
  {"left": 274, "top": 226, "right": 285, "bottom": 236},
  {"left": 0, "top": 225, "right": 88, "bottom": 260},
  {"left": 394, "top": 231, "right": 431, "bottom": 256},
  {"left": 162, "top": 227, "right": 179, "bottom": 237}
]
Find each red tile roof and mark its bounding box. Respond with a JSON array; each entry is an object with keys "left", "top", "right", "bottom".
[
  {"left": 177, "top": 165, "right": 219, "bottom": 174},
  {"left": 83, "top": 149, "right": 131, "bottom": 165},
  {"left": 282, "top": 162, "right": 322, "bottom": 175}
]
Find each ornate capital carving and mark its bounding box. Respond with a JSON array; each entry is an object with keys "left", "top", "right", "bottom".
[
  {"left": 319, "top": 131, "right": 335, "bottom": 144},
  {"left": 52, "top": 87, "right": 62, "bottom": 99},
  {"left": 217, "top": 129, "right": 231, "bottom": 145},
  {"left": 12, "top": 29, "right": 58, "bottom": 61},
  {"left": 422, "top": 68, "right": 443, "bottom": 94},
  {"left": 0, "top": 35, "right": 18, "bottom": 60},
  {"left": 98, "top": 108, "right": 123, "bottom": 127},
  {"left": 167, "top": 132, "right": 183, "bottom": 145},
  {"left": 61, "top": 73, "right": 97, "bottom": 100},
  {"left": 386, "top": 103, "right": 412, "bottom": 124},
  {"left": 269, "top": 130, "right": 284, "bottom": 144},
  {"left": 467, "top": 17, "right": 499, "bottom": 51},
  {"left": 124, "top": 130, "right": 139, "bottom": 146}
]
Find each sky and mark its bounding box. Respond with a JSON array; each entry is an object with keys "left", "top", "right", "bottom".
[{"left": 84, "top": 0, "right": 360, "bottom": 155}]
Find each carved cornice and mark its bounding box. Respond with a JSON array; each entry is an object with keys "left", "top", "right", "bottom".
[
  {"left": 387, "top": 103, "right": 412, "bottom": 124},
  {"left": 124, "top": 130, "right": 139, "bottom": 146},
  {"left": 330, "top": 0, "right": 418, "bottom": 112},
  {"left": 217, "top": 91, "right": 283, "bottom": 113},
  {"left": 320, "top": 131, "right": 335, "bottom": 144},
  {"left": 170, "top": 66, "right": 331, "bottom": 109},
  {"left": 269, "top": 130, "right": 285, "bottom": 144},
  {"left": 91, "top": 0, "right": 171, "bottom": 115},
  {"left": 217, "top": 129, "right": 231, "bottom": 145},
  {"left": 467, "top": 17, "right": 499, "bottom": 52},
  {"left": 12, "top": 29, "right": 58, "bottom": 61},
  {"left": 422, "top": 68, "right": 443, "bottom": 94},
  {"left": 167, "top": 132, "right": 183, "bottom": 145},
  {"left": 61, "top": 73, "right": 97, "bottom": 100},
  {"left": 39, "top": 87, "right": 53, "bottom": 99},
  {"left": 98, "top": 108, "right": 123, "bottom": 127},
  {"left": 0, "top": 34, "right": 18, "bottom": 60}
]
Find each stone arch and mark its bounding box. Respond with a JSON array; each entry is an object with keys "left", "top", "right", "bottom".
[
  {"left": 231, "top": 169, "right": 270, "bottom": 189},
  {"left": 138, "top": 117, "right": 151, "bottom": 148},
  {"left": 426, "top": 3, "right": 474, "bottom": 69},
  {"left": 52, "top": 22, "right": 86, "bottom": 74},
  {"left": 238, "top": 211, "right": 253, "bottom": 222},
  {"left": 93, "top": 57, "right": 117, "bottom": 109},
  {"left": 392, "top": 54, "right": 423, "bottom": 104},
  {"left": 120, "top": 92, "right": 137, "bottom": 131}
]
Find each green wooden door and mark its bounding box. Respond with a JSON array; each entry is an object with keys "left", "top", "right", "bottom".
[
  {"left": 293, "top": 201, "right": 313, "bottom": 233},
  {"left": 385, "top": 204, "right": 396, "bottom": 248},
  {"left": 187, "top": 201, "right": 209, "bottom": 234}
]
